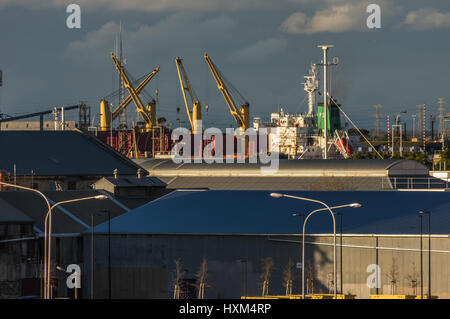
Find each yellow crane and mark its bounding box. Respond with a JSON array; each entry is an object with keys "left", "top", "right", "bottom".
[
  {"left": 103, "top": 52, "right": 159, "bottom": 132},
  {"left": 203, "top": 53, "right": 250, "bottom": 132},
  {"left": 175, "top": 56, "right": 202, "bottom": 134},
  {"left": 99, "top": 66, "right": 159, "bottom": 131}
]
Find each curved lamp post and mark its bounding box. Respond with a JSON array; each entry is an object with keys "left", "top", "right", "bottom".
[
  {"left": 270, "top": 192, "right": 361, "bottom": 299},
  {"left": 0, "top": 181, "right": 52, "bottom": 299},
  {"left": 46, "top": 194, "right": 108, "bottom": 299},
  {"left": 300, "top": 204, "right": 360, "bottom": 299}
]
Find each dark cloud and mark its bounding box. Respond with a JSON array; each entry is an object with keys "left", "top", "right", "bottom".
[{"left": 0, "top": 1, "right": 449, "bottom": 129}]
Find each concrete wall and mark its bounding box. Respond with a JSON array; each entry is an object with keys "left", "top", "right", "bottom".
[{"left": 80, "top": 233, "right": 450, "bottom": 299}]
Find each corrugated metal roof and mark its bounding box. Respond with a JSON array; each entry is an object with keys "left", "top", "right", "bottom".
[
  {"left": 0, "top": 190, "right": 148, "bottom": 233},
  {"left": 0, "top": 198, "right": 34, "bottom": 223},
  {"left": 92, "top": 190, "right": 450, "bottom": 235},
  {"left": 0, "top": 130, "right": 142, "bottom": 176},
  {"left": 160, "top": 176, "right": 390, "bottom": 190},
  {"left": 136, "top": 159, "right": 428, "bottom": 177}
]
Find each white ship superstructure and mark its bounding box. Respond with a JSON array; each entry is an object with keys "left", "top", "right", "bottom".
[{"left": 254, "top": 56, "right": 356, "bottom": 159}]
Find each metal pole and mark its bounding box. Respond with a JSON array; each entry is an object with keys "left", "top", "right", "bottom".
[
  {"left": 293, "top": 213, "right": 304, "bottom": 294},
  {"left": 302, "top": 219, "right": 306, "bottom": 299},
  {"left": 428, "top": 213, "right": 431, "bottom": 299},
  {"left": 90, "top": 214, "right": 94, "bottom": 297},
  {"left": 420, "top": 214, "right": 423, "bottom": 299},
  {"left": 324, "top": 48, "right": 327, "bottom": 160},
  {"left": 317, "top": 45, "right": 334, "bottom": 159},
  {"left": 108, "top": 210, "right": 111, "bottom": 299},
  {"left": 333, "top": 215, "right": 337, "bottom": 299},
  {"left": 375, "top": 236, "right": 379, "bottom": 295},
  {"left": 339, "top": 213, "right": 343, "bottom": 295},
  {"left": 244, "top": 261, "right": 247, "bottom": 298}
]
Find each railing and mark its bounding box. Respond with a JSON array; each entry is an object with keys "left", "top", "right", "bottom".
[
  {"left": 383, "top": 177, "right": 449, "bottom": 190},
  {"left": 370, "top": 295, "right": 438, "bottom": 299},
  {"left": 242, "top": 294, "right": 356, "bottom": 299}
]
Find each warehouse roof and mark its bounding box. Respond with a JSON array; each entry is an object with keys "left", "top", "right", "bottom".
[
  {"left": 0, "top": 198, "right": 34, "bottom": 223},
  {"left": 0, "top": 190, "right": 151, "bottom": 234},
  {"left": 157, "top": 176, "right": 389, "bottom": 191},
  {"left": 136, "top": 159, "right": 428, "bottom": 177},
  {"left": 92, "top": 189, "right": 450, "bottom": 235},
  {"left": 0, "top": 130, "right": 143, "bottom": 176}
]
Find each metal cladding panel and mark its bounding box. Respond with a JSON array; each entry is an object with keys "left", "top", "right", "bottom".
[
  {"left": 92, "top": 189, "right": 450, "bottom": 235},
  {"left": 138, "top": 158, "right": 427, "bottom": 178},
  {"left": 161, "top": 176, "right": 389, "bottom": 191}
]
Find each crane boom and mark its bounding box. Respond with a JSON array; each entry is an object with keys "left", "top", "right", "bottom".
[
  {"left": 110, "top": 52, "right": 155, "bottom": 131},
  {"left": 175, "top": 57, "right": 202, "bottom": 133},
  {"left": 203, "top": 53, "right": 249, "bottom": 131},
  {"left": 111, "top": 67, "right": 160, "bottom": 121}
]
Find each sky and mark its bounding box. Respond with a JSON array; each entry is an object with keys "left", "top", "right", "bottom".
[{"left": 0, "top": 0, "right": 449, "bottom": 131}]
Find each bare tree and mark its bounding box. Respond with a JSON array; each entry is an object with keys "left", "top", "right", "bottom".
[
  {"left": 282, "top": 259, "right": 296, "bottom": 295},
  {"left": 386, "top": 257, "right": 399, "bottom": 295},
  {"left": 305, "top": 263, "right": 315, "bottom": 294},
  {"left": 405, "top": 261, "right": 418, "bottom": 296},
  {"left": 173, "top": 259, "right": 185, "bottom": 299},
  {"left": 326, "top": 272, "right": 335, "bottom": 294},
  {"left": 260, "top": 257, "right": 275, "bottom": 296},
  {"left": 194, "top": 258, "right": 210, "bottom": 299}
]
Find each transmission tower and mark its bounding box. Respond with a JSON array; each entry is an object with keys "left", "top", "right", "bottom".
[
  {"left": 438, "top": 98, "right": 445, "bottom": 137},
  {"left": 416, "top": 105, "right": 423, "bottom": 141},
  {"left": 373, "top": 104, "right": 382, "bottom": 137}
]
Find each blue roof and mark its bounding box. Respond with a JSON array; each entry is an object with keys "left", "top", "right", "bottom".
[{"left": 92, "top": 190, "right": 450, "bottom": 235}]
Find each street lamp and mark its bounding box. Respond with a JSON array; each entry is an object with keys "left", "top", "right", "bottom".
[
  {"left": 270, "top": 193, "right": 361, "bottom": 299},
  {"left": 0, "top": 181, "right": 52, "bottom": 299},
  {"left": 419, "top": 211, "right": 431, "bottom": 299},
  {"left": 292, "top": 213, "right": 305, "bottom": 293},
  {"left": 100, "top": 209, "right": 112, "bottom": 300},
  {"left": 300, "top": 204, "right": 361, "bottom": 299},
  {"left": 336, "top": 212, "right": 343, "bottom": 295},
  {"left": 45, "top": 194, "right": 108, "bottom": 298}
]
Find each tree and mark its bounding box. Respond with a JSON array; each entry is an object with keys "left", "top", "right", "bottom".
[
  {"left": 260, "top": 257, "right": 275, "bottom": 296},
  {"left": 405, "top": 261, "right": 418, "bottom": 296},
  {"left": 173, "top": 259, "right": 185, "bottom": 299},
  {"left": 282, "top": 259, "right": 296, "bottom": 295},
  {"left": 386, "top": 257, "right": 399, "bottom": 295},
  {"left": 194, "top": 258, "right": 210, "bottom": 299}
]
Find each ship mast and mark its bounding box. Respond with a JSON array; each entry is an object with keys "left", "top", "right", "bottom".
[
  {"left": 303, "top": 64, "right": 318, "bottom": 115},
  {"left": 317, "top": 45, "right": 336, "bottom": 160}
]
